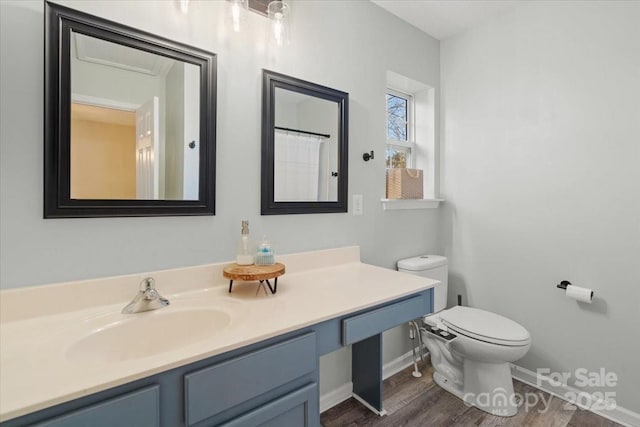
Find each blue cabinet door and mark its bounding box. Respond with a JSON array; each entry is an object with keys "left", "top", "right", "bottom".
[
  {"left": 33, "top": 386, "right": 159, "bottom": 427},
  {"left": 220, "top": 383, "right": 319, "bottom": 427},
  {"left": 184, "top": 332, "right": 317, "bottom": 426}
]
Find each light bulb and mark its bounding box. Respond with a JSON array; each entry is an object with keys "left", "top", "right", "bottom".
[
  {"left": 228, "top": 0, "right": 248, "bottom": 33},
  {"left": 268, "top": 1, "right": 289, "bottom": 47},
  {"left": 180, "top": 0, "right": 189, "bottom": 14},
  {"left": 232, "top": 3, "right": 241, "bottom": 32},
  {"left": 274, "top": 13, "right": 283, "bottom": 46}
]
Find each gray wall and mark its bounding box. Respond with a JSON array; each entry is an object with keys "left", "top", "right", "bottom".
[
  {"left": 441, "top": 1, "right": 640, "bottom": 412},
  {"left": 0, "top": 0, "right": 440, "bottom": 399}
]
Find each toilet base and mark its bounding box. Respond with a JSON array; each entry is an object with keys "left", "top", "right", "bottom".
[
  {"left": 463, "top": 360, "right": 518, "bottom": 417},
  {"left": 433, "top": 371, "right": 464, "bottom": 398},
  {"left": 432, "top": 362, "right": 519, "bottom": 417}
]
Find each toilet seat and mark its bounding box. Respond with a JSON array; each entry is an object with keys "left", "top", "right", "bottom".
[{"left": 440, "top": 306, "right": 530, "bottom": 347}]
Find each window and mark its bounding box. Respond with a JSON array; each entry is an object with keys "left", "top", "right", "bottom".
[
  {"left": 382, "top": 71, "right": 438, "bottom": 208},
  {"left": 386, "top": 89, "right": 415, "bottom": 168}
]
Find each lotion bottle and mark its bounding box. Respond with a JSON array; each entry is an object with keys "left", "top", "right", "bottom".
[{"left": 236, "top": 220, "right": 255, "bottom": 265}]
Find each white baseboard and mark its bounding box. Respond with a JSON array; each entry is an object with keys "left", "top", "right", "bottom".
[
  {"left": 353, "top": 393, "right": 388, "bottom": 416},
  {"left": 320, "top": 350, "right": 416, "bottom": 413},
  {"left": 511, "top": 364, "right": 640, "bottom": 427},
  {"left": 320, "top": 381, "right": 353, "bottom": 413},
  {"left": 383, "top": 350, "right": 418, "bottom": 380}
]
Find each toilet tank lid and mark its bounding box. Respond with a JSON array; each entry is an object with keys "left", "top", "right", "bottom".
[{"left": 397, "top": 255, "right": 447, "bottom": 271}]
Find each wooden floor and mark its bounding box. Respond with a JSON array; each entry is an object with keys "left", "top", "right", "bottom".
[{"left": 320, "top": 360, "right": 622, "bottom": 427}]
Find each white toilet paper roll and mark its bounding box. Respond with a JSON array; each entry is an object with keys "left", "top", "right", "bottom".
[{"left": 566, "top": 284, "right": 594, "bottom": 303}]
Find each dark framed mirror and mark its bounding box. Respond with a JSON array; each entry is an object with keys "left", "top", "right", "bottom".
[
  {"left": 261, "top": 70, "right": 348, "bottom": 215},
  {"left": 44, "top": 2, "right": 216, "bottom": 218}
]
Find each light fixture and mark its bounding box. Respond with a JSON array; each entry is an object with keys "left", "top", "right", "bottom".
[
  {"left": 267, "top": 1, "right": 290, "bottom": 47},
  {"left": 228, "top": 0, "right": 249, "bottom": 33},
  {"left": 179, "top": 0, "right": 189, "bottom": 15}
]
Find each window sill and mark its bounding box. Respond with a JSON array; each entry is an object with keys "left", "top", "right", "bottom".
[{"left": 380, "top": 198, "right": 444, "bottom": 210}]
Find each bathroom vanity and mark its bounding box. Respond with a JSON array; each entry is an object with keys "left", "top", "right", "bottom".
[{"left": 0, "top": 247, "right": 435, "bottom": 426}]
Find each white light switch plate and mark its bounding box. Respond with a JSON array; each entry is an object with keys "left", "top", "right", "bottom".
[{"left": 353, "top": 194, "right": 363, "bottom": 216}]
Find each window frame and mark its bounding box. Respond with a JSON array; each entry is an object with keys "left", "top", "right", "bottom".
[{"left": 386, "top": 88, "right": 416, "bottom": 168}]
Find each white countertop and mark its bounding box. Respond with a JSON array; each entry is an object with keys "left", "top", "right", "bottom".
[{"left": 0, "top": 247, "right": 437, "bottom": 422}]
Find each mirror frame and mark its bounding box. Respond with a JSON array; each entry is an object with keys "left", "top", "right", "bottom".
[
  {"left": 44, "top": 2, "right": 216, "bottom": 218},
  {"left": 261, "top": 70, "right": 349, "bottom": 215}
]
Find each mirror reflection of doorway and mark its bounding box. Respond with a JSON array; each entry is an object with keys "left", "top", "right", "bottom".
[
  {"left": 70, "top": 96, "right": 162, "bottom": 201},
  {"left": 70, "top": 102, "right": 138, "bottom": 200},
  {"left": 69, "top": 31, "right": 201, "bottom": 202}
]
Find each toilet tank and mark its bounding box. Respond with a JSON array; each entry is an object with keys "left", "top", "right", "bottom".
[{"left": 397, "top": 255, "right": 448, "bottom": 312}]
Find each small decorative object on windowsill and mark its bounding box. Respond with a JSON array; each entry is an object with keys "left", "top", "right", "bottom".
[{"left": 386, "top": 168, "right": 424, "bottom": 199}]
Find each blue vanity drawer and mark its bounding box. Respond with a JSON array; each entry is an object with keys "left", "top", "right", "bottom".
[
  {"left": 184, "top": 332, "right": 317, "bottom": 426},
  {"left": 34, "top": 385, "right": 159, "bottom": 427},
  {"left": 342, "top": 295, "right": 426, "bottom": 345},
  {"left": 220, "top": 382, "right": 318, "bottom": 427}
]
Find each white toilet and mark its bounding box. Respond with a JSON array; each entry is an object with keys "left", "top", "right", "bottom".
[{"left": 398, "top": 255, "right": 531, "bottom": 417}]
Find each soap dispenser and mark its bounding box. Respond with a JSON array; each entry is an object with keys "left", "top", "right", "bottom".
[{"left": 236, "top": 220, "right": 255, "bottom": 265}]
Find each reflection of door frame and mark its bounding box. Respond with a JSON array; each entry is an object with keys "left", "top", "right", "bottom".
[
  {"left": 135, "top": 97, "right": 160, "bottom": 200},
  {"left": 71, "top": 93, "right": 140, "bottom": 112}
]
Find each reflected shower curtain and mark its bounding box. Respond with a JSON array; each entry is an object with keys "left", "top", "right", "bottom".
[{"left": 274, "top": 130, "right": 323, "bottom": 201}]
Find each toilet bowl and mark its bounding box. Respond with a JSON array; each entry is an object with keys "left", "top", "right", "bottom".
[
  {"left": 397, "top": 255, "right": 531, "bottom": 417},
  {"left": 423, "top": 306, "right": 531, "bottom": 417}
]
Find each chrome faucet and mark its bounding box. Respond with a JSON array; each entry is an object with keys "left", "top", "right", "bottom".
[{"left": 122, "top": 277, "right": 170, "bottom": 314}]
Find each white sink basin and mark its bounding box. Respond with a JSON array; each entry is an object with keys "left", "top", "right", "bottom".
[{"left": 67, "top": 308, "right": 231, "bottom": 363}]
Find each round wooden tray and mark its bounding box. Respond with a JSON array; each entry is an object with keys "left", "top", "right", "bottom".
[{"left": 223, "top": 263, "right": 285, "bottom": 294}]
